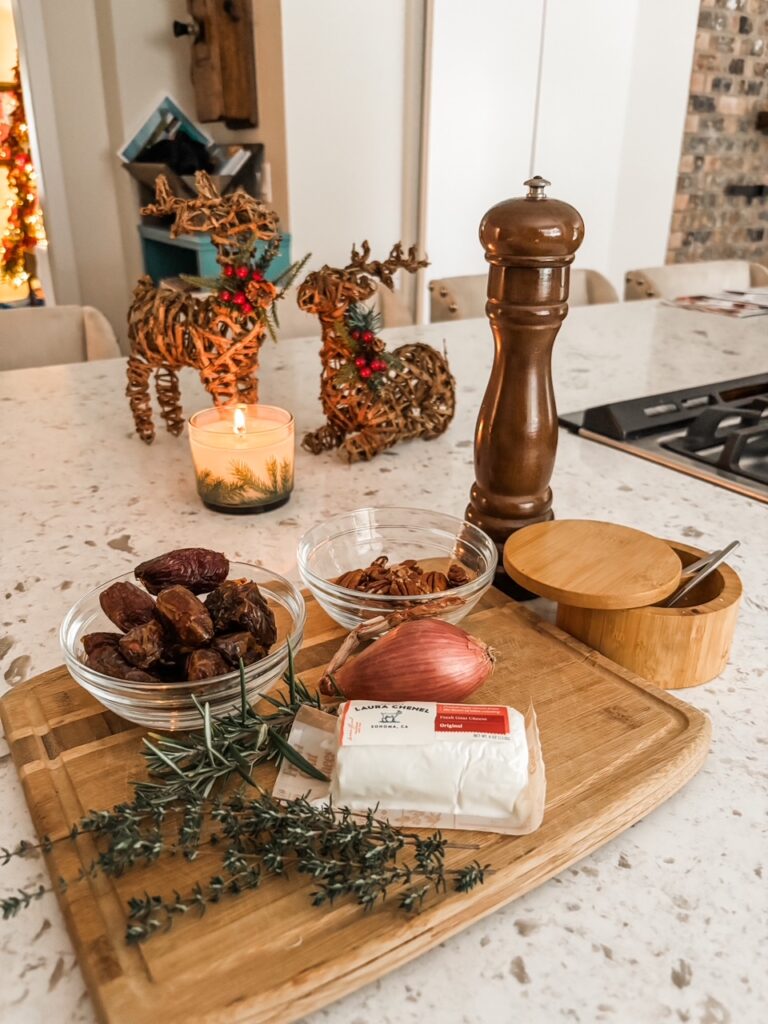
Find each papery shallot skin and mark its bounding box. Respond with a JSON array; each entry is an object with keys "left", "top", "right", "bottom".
[
  {"left": 134, "top": 548, "right": 229, "bottom": 595},
  {"left": 99, "top": 581, "right": 156, "bottom": 632},
  {"left": 325, "top": 619, "right": 494, "bottom": 703}
]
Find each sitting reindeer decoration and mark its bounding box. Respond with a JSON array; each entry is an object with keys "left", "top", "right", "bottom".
[
  {"left": 298, "top": 242, "right": 456, "bottom": 462},
  {"left": 126, "top": 172, "right": 302, "bottom": 443}
]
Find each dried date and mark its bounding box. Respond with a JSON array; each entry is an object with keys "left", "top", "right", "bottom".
[
  {"left": 205, "top": 580, "right": 277, "bottom": 648},
  {"left": 118, "top": 619, "right": 168, "bottom": 670},
  {"left": 156, "top": 586, "right": 214, "bottom": 646},
  {"left": 81, "top": 632, "right": 122, "bottom": 656},
  {"left": 99, "top": 581, "right": 156, "bottom": 632},
  {"left": 186, "top": 648, "right": 229, "bottom": 680},
  {"left": 135, "top": 548, "right": 229, "bottom": 595},
  {"left": 212, "top": 631, "right": 268, "bottom": 667},
  {"left": 85, "top": 644, "right": 158, "bottom": 682}
]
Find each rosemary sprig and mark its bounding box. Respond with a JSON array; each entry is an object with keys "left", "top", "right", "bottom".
[
  {"left": 1, "top": 646, "right": 489, "bottom": 941},
  {"left": 136, "top": 650, "right": 328, "bottom": 802}
]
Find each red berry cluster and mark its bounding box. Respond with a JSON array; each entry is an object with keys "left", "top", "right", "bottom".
[
  {"left": 350, "top": 328, "right": 387, "bottom": 380},
  {"left": 218, "top": 263, "right": 265, "bottom": 317}
]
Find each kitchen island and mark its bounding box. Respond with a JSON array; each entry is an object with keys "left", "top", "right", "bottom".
[{"left": 1, "top": 301, "right": 765, "bottom": 1024}]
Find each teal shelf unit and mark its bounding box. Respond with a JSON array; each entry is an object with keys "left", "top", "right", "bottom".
[{"left": 138, "top": 224, "right": 292, "bottom": 284}]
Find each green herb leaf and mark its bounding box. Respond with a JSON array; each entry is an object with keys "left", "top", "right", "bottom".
[{"left": 268, "top": 728, "right": 329, "bottom": 782}]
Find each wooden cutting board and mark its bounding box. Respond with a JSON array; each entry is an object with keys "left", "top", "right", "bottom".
[{"left": 0, "top": 589, "right": 710, "bottom": 1024}]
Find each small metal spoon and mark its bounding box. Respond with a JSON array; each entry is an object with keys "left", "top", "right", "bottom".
[
  {"left": 664, "top": 540, "right": 740, "bottom": 607},
  {"left": 679, "top": 550, "right": 719, "bottom": 578}
]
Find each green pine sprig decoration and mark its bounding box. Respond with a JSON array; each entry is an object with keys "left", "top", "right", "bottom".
[
  {"left": 346, "top": 301, "right": 382, "bottom": 337},
  {"left": 334, "top": 302, "right": 403, "bottom": 394}
]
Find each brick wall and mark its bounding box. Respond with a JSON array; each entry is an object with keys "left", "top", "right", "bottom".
[{"left": 667, "top": 0, "right": 768, "bottom": 264}]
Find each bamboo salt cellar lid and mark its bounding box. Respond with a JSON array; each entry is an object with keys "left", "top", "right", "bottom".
[
  {"left": 502, "top": 520, "right": 742, "bottom": 689},
  {"left": 466, "top": 176, "right": 584, "bottom": 595},
  {"left": 502, "top": 520, "right": 683, "bottom": 609}
]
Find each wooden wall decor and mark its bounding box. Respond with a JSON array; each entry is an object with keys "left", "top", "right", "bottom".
[
  {"left": 466, "top": 177, "right": 584, "bottom": 593},
  {"left": 126, "top": 171, "right": 296, "bottom": 443},
  {"left": 297, "top": 242, "right": 456, "bottom": 462},
  {"left": 174, "top": 0, "right": 258, "bottom": 128}
]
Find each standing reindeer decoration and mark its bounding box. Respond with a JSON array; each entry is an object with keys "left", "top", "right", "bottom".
[
  {"left": 126, "top": 171, "right": 304, "bottom": 443},
  {"left": 298, "top": 242, "right": 456, "bottom": 462}
]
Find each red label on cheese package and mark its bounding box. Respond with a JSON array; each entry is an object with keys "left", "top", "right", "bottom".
[{"left": 435, "top": 704, "right": 510, "bottom": 735}]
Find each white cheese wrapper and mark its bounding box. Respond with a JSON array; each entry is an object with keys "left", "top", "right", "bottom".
[{"left": 272, "top": 701, "right": 546, "bottom": 836}]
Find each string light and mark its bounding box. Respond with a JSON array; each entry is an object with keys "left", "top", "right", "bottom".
[{"left": 1, "top": 62, "right": 46, "bottom": 289}]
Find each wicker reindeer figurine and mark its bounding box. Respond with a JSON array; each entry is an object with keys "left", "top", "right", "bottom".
[
  {"left": 298, "top": 241, "right": 456, "bottom": 462},
  {"left": 126, "top": 172, "right": 297, "bottom": 443}
]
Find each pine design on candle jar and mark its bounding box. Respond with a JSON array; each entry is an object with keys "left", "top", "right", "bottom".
[
  {"left": 188, "top": 404, "right": 295, "bottom": 514},
  {"left": 195, "top": 457, "right": 293, "bottom": 507}
]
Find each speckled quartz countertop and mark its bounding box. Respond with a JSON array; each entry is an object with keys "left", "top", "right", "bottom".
[{"left": 0, "top": 301, "right": 765, "bottom": 1024}]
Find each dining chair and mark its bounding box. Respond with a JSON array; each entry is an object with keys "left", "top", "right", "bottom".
[
  {"left": 0, "top": 305, "right": 121, "bottom": 371},
  {"left": 428, "top": 269, "right": 618, "bottom": 322},
  {"left": 624, "top": 260, "right": 768, "bottom": 300}
]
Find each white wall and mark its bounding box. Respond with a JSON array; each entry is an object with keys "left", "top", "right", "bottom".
[
  {"left": 535, "top": 0, "right": 639, "bottom": 287},
  {"left": 424, "top": 0, "right": 700, "bottom": 299},
  {"left": 281, "top": 0, "right": 409, "bottom": 270},
  {"left": 26, "top": 0, "right": 128, "bottom": 333},
  {"left": 610, "top": 0, "right": 700, "bottom": 287},
  {"left": 425, "top": 0, "right": 542, "bottom": 284}
]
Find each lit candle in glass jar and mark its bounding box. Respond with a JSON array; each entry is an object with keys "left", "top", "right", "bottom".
[{"left": 188, "top": 404, "right": 294, "bottom": 514}]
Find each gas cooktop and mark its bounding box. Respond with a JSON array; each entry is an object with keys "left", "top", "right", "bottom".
[{"left": 559, "top": 373, "right": 768, "bottom": 504}]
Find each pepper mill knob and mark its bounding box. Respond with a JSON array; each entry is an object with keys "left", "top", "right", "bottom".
[
  {"left": 524, "top": 175, "right": 551, "bottom": 198},
  {"left": 466, "top": 177, "right": 584, "bottom": 595}
]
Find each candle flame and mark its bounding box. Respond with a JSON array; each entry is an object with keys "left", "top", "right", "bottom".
[{"left": 233, "top": 406, "right": 247, "bottom": 436}]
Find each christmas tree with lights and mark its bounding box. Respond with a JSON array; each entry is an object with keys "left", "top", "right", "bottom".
[{"left": 1, "top": 61, "right": 45, "bottom": 292}]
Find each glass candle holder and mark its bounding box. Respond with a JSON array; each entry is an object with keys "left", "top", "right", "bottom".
[{"left": 188, "top": 404, "right": 295, "bottom": 514}]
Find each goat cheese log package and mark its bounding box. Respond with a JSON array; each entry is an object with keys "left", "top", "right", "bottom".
[
  {"left": 273, "top": 701, "right": 546, "bottom": 836},
  {"left": 334, "top": 702, "right": 529, "bottom": 816}
]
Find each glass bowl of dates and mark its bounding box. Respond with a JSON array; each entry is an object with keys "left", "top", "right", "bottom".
[
  {"left": 297, "top": 506, "right": 497, "bottom": 631},
  {"left": 60, "top": 549, "right": 306, "bottom": 730}
]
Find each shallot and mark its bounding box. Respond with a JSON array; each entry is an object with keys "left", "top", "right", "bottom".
[{"left": 322, "top": 618, "right": 495, "bottom": 702}]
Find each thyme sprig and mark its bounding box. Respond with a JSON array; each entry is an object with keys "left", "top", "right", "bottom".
[{"left": 1, "top": 646, "right": 489, "bottom": 940}]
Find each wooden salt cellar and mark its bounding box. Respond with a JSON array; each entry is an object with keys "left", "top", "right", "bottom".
[
  {"left": 503, "top": 521, "right": 742, "bottom": 689},
  {"left": 466, "top": 176, "right": 584, "bottom": 593}
]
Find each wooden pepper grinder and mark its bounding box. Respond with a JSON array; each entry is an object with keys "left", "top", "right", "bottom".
[{"left": 466, "top": 176, "right": 584, "bottom": 595}]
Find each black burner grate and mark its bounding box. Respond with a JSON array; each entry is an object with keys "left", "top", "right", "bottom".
[{"left": 663, "top": 402, "right": 768, "bottom": 486}]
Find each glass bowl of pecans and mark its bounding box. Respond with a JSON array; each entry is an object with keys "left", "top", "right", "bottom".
[
  {"left": 297, "top": 507, "right": 497, "bottom": 631},
  {"left": 60, "top": 553, "right": 306, "bottom": 731}
]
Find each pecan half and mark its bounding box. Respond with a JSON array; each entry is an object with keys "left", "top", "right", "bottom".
[
  {"left": 336, "top": 569, "right": 366, "bottom": 590},
  {"left": 422, "top": 571, "right": 449, "bottom": 592},
  {"left": 447, "top": 563, "right": 471, "bottom": 588}
]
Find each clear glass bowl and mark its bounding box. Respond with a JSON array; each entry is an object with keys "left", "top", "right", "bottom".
[
  {"left": 60, "top": 563, "right": 306, "bottom": 731},
  {"left": 297, "top": 506, "right": 497, "bottom": 631}
]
